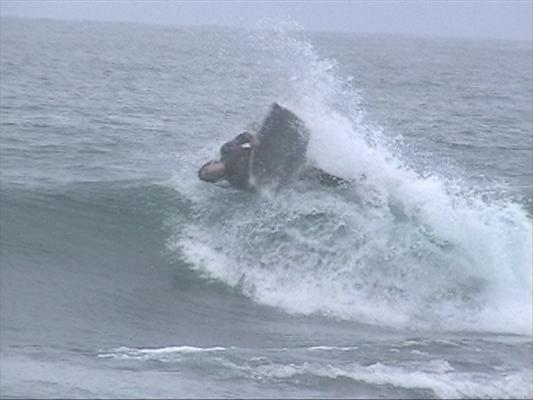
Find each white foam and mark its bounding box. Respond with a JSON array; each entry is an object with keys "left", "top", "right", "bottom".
[
  {"left": 177, "top": 28, "right": 532, "bottom": 334},
  {"left": 219, "top": 357, "right": 532, "bottom": 399},
  {"left": 98, "top": 345, "right": 226, "bottom": 360},
  {"left": 97, "top": 344, "right": 532, "bottom": 398},
  {"left": 316, "top": 362, "right": 532, "bottom": 399},
  {"left": 307, "top": 345, "right": 359, "bottom": 351}
]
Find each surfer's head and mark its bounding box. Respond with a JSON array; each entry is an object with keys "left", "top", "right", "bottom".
[{"left": 198, "top": 160, "right": 226, "bottom": 182}]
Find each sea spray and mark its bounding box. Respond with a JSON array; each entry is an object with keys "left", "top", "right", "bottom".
[{"left": 176, "top": 27, "right": 532, "bottom": 334}]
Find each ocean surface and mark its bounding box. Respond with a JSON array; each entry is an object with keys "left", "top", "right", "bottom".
[{"left": 1, "top": 17, "right": 532, "bottom": 399}]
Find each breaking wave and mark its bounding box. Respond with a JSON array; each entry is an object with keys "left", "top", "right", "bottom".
[{"left": 173, "top": 28, "right": 532, "bottom": 334}]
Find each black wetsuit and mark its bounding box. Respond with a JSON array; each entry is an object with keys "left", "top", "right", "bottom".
[
  {"left": 220, "top": 132, "right": 255, "bottom": 189},
  {"left": 220, "top": 131, "right": 348, "bottom": 190}
]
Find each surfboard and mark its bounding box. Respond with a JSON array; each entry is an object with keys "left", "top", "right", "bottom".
[{"left": 252, "top": 103, "right": 310, "bottom": 188}]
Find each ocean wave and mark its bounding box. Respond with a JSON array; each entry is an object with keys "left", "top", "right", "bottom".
[
  {"left": 98, "top": 345, "right": 532, "bottom": 399},
  {"left": 174, "top": 29, "right": 532, "bottom": 334},
  {"left": 98, "top": 345, "right": 227, "bottom": 360},
  {"left": 244, "top": 361, "right": 531, "bottom": 399}
]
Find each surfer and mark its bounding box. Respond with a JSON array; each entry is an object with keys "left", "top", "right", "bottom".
[
  {"left": 198, "top": 103, "right": 348, "bottom": 190},
  {"left": 198, "top": 130, "right": 260, "bottom": 190}
]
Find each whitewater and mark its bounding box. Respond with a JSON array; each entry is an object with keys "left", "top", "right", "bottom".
[{"left": 1, "top": 18, "right": 531, "bottom": 398}]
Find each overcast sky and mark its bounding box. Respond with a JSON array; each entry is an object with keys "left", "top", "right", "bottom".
[{"left": 1, "top": 0, "right": 531, "bottom": 41}]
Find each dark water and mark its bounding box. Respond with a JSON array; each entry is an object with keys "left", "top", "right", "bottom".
[{"left": 1, "top": 18, "right": 532, "bottom": 398}]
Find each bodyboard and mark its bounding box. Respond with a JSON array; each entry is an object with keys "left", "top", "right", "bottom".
[{"left": 252, "top": 103, "right": 309, "bottom": 188}]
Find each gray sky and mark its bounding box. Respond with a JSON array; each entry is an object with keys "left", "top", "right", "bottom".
[{"left": 1, "top": 0, "right": 531, "bottom": 41}]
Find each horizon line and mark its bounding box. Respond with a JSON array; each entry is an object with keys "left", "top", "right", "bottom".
[{"left": 1, "top": 14, "right": 531, "bottom": 44}]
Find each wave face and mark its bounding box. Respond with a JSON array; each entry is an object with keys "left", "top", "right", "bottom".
[{"left": 174, "top": 28, "right": 532, "bottom": 334}]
